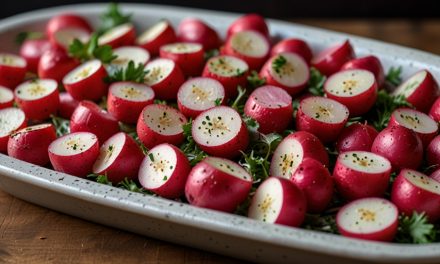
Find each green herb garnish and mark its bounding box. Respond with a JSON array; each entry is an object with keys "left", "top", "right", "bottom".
[
  {"left": 68, "top": 33, "right": 117, "bottom": 63},
  {"left": 247, "top": 70, "right": 266, "bottom": 89},
  {"left": 386, "top": 66, "right": 403, "bottom": 87},
  {"left": 98, "top": 2, "right": 132, "bottom": 35},
  {"left": 395, "top": 212, "right": 436, "bottom": 243},
  {"left": 272, "top": 55, "right": 287, "bottom": 74},
  {"left": 106, "top": 60, "right": 149, "bottom": 83},
  {"left": 307, "top": 67, "right": 326, "bottom": 96},
  {"left": 50, "top": 115, "right": 70, "bottom": 137},
  {"left": 15, "top": 31, "right": 44, "bottom": 45}
]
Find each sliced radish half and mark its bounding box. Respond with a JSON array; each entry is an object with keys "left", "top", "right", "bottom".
[
  {"left": 429, "top": 96, "right": 440, "bottom": 123},
  {"left": 20, "top": 39, "right": 52, "bottom": 73},
  {"left": 0, "top": 53, "right": 27, "bottom": 89},
  {"left": 0, "top": 107, "right": 26, "bottom": 153},
  {"left": 136, "top": 20, "right": 176, "bottom": 56},
  {"left": 143, "top": 58, "right": 185, "bottom": 100},
  {"left": 98, "top": 23, "right": 136, "bottom": 48},
  {"left": 227, "top": 13, "right": 269, "bottom": 39},
  {"left": 49, "top": 132, "right": 99, "bottom": 177},
  {"left": 160, "top": 42, "right": 204, "bottom": 77},
  {"left": 270, "top": 38, "right": 313, "bottom": 63},
  {"left": 110, "top": 46, "right": 150, "bottom": 70},
  {"left": 46, "top": 14, "right": 92, "bottom": 44},
  {"left": 341, "top": 55, "right": 385, "bottom": 88},
  {"left": 336, "top": 198, "right": 398, "bottom": 242},
  {"left": 53, "top": 27, "right": 90, "bottom": 50},
  {"left": 311, "top": 40, "right": 355, "bottom": 76},
  {"left": 192, "top": 106, "right": 249, "bottom": 158},
  {"left": 0, "top": 86, "right": 14, "bottom": 109}
]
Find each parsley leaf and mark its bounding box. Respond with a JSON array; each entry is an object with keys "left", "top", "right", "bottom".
[
  {"left": 386, "top": 66, "right": 403, "bottom": 87},
  {"left": 98, "top": 2, "right": 132, "bottom": 35},
  {"left": 204, "top": 49, "right": 219, "bottom": 61},
  {"left": 106, "top": 60, "right": 149, "bottom": 83},
  {"left": 68, "top": 34, "right": 117, "bottom": 63},
  {"left": 243, "top": 115, "right": 260, "bottom": 135},
  {"left": 247, "top": 70, "right": 266, "bottom": 89},
  {"left": 15, "top": 31, "right": 44, "bottom": 45},
  {"left": 180, "top": 120, "right": 207, "bottom": 166},
  {"left": 117, "top": 178, "right": 149, "bottom": 193},
  {"left": 272, "top": 55, "right": 287, "bottom": 74},
  {"left": 87, "top": 173, "right": 113, "bottom": 186},
  {"left": 50, "top": 115, "right": 70, "bottom": 137},
  {"left": 395, "top": 212, "right": 436, "bottom": 243},
  {"left": 230, "top": 86, "right": 247, "bottom": 114},
  {"left": 154, "top": 99, "right": 168, "bottom": 105},
  {"left": 307, "top": 67, "right": 326, "bottom": 96},
  {"left": 214, "top": 98, "right": 222, "bottom": 106}
]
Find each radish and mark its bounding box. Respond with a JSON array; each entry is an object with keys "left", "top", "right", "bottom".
[
  {"left": 290, "top": 158, "right": 333, "bottom": 213},
  {"left": 391, "top": 169, "right": 440, "bottom": 222},
  {"left": 192, "top": 106, "right": 248, "bottom": 159},
  {"left": 93, "top": 132, "right": 144, "bottom": 183},
  {"left": 324, "top": 69, "right": 378, "bottom": 116},
  {"left": 46, "top": 14, "right": 92, "bottom": 43},
  {"left": 160, "top": 42, "right": 205, "bottom": 77},
  {"left": 19, "top": 39, "right": 51, "bottom": 73},
  {"left": 58, "top": 92, "right": 79, "bottom": 119},
  {"left": 138, "top": 143, "right": 191, "bottom": 199},
  {"left": 0, "top": 53, "right": 27, "bottom": 89},
  {"left": 143, "top": 58, "right": 185, "bottom": 100},
  {"left": 136, "top": 20, "right": 177, "bottom": 56},
  {"left": 296, "top": 96, "right": 349, "bottom": 143},
  {"left": 51, "top": 27, "right": 90, "bottom": 50},
  {"left": 177, "top": 77, "right": 225, "bottom": 118},
  {"left": 333, "top": 151, "right": 392, "bottom": 200},
  {"left": 38, "top": 46, "right": 80, "bottom": 83},
  {"left": 270, "top": 131, "right": 329, "bottom": 178},
  {"left": 227, "top": 13, "right": 269, "bottom": 39},
  {"left": 311, "top": 40, "right": 355, "bottom": 76},
  {"left": 389, "top": 108, "right": 438, "bottom": 148},
  {"left": 202, "top": 55, "right": 249, "bottom": 98},
  {"left": 177, "top": 18, "right": 220, "bottom": 50},
  {"left": 341, "top": 55, "right": 385, "bottom": 88},
  {"left": 63, "top": 59, "right": 108, "bottom": 101},
  {"left": 136, "top": 104, "right": 187, "bottom": 149},
  {"left": 336, "top": 123, "right": 378, "bottom": 153},
  {"left": 14, "top": 79, "right": 60, "bottom": 121},
  {"left": 111, "top": 46, "right": 150, "bottom": 70},
  {"left": 259, "top": 52, "right": 310, "bottom": 96},
  {"left": 430, "top": 168, "right": 440, "bottom": 182},
  {"left": 336, "top": 198, "right": 398, "bottom": 242},
  {"left": 429, "top": 96, "right": 440, "bottom": 123},
  {"left": 49, "top": 131, "right": 99, "bottom": 177},
  {"left": 371, "top": 125, "right": 423, "bottom": 170},
  {"left": 222, "top": 30, "right": 270, "bottom": 70},
  {"left": 248, "top": 177, "right": 306, "bottom": 227},
  {"left": 426, "top": 135, "right": 440, "bottom": 166},
  {"left": 392, "top": 70, "right": 439, "bottom": 113},
  {"left": 243, "top": 85, "right": 293, "bottom": 134},
  {"left": 7, "top": 123, "right": 56, "bottom": 166},
  {"left": 0, "top": 108, "right": 26, "bottom": 153},
  {"left": 0, "top": 86, "right": 14, "bottom": 110},
  {"left": 270, "top": 38, "right": 313, "bottom": 63},
  {"left": 185, "top": 156, "right": 252, "bottom": 212},
  {"left": 70, "top": 100, "right": 120, "bottom": 143},
  {"left": 98, "top": 23, "right": 136, "bottom": 49},
  {"left": 107, "top": 81, "right": 155, "bottom": 124}
]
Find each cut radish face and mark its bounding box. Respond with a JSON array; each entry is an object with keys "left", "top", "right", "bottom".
[
  {"left": 192, "top": 106, "right": 248, "bottom": 158},
  {"left": 160, "top": 42, "right": 204, "bottom": 76},
  {"left": 0, "top": 53, "right": 27, "bottom": 89},
  {"left": 341, "top": 55, "right": 385, "bottom": 88},
  {"left": 136, "top": 104, "right": 187, "bottom": 149},
  {"left": 137, "top": 20, "right": 177, "bottom": 56},
  {"left": 107, "top": 82, "right": 155, "bottom": 124},
  {"left": 111, "top": 46, "right": 150, "bottom": 69},
  {"left": 53, "top": 27, "right": 90, "bottom": 50},
  {"left": 311, "top": 40, "right": 355, "bottom": 76},
  {"left": 248, "top": 177, "right": 306, "bottom": 227},
  {"left": 0, "top": 86, "right": 14, "bottom": 110},
  {"left": 324, "top": 69, "right": 377, "bottom": 116},
  {"left": 15, "top": 78, "right": 59, "bottom": 121},
  {"left": 138, "top": 143, "right": 191, "bottom": 199},
  {"left": 270, "top": 38, "right": 313, "bottom": 63},
  {"left": 49, "top": 132, "right": 99, "bottom": 177},
  {"left": 296, "top": 96, "right": 349, "bottom": 143},
  {"left": 0, "top": 107, "right": 26, "bottom": 153},
  {"left": 177, "top": 77, "right": 225, "bottom": 118},
  {"left": 185, "top": 156, "right": 252, "bottom": 212},
  {"left": 333, "top": 151, "right": 392, "bottom": 200},
  {"left": 93, "top": 132, "right": 144, "bottom": 183},
  {"left": 20, "top": 39, "right": 52, "bottom": 73},
  {"left": 336, "top": 123, "right": 378, "bottom": 153},
  {"left": 143, "top": 58, "right": 185, "bottom": 100},
  {"left": 98, "top": 23, "right": 136, "bottom": 48},
  {"left": 46, "top": 14, "right": 92, "bottom": 46},
  {"left": 336, "top": 198, "right": 398, "bottom": 242}
]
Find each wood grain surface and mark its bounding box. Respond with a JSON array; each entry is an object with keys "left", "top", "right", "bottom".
[{"left": 1, "top": 19, "right": 439, "bottom": 264}]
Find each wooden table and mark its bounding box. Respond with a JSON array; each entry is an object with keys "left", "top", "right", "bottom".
[{"left": 1, "top": 19, "right": 439, "bottom": 263}]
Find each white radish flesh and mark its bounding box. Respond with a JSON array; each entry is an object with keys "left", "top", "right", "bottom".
[
  {"left": 49, "top": 132, "right": 98, "bottom": 156},
  {"left": 15, "top": 79, "right": 57, "bottom": 100},
  {"left": 110, "top": 82, "right": 154, "bottom": 102},
  {"left": 63, "top": 59, "right": 102, "bottom": 84},
  {"left": 178, "top": 77, "right": 225, "bottom": 111},
  {"left": 143, "top": 58, "right": 175, "bottom": 86},
  {"left": 325, "top": 69, "right": 375, "bottom": 97},
  {"left": 269, "top": 53, "right": 309, "bottom": 87},
  {"left": 0, "top": 108, "right": 26, "bottom": 137},
  {"left": 391, "top": 108, "right": 437, "bottom": 134},
  {"left": 206, "top": 55, "right": 248, "bottom": 77},
  {"left": 98, "top": 23, "right": 133, "bottom": 45},
  {"left": 339, "top": 151, "right": 391, "bottom": 174},
  {"left": 92, "top": 133, "right": 125, "bottom": 173},
  {"left": 270, "top": 138, "right": 303, "bottom": 178},
  {"left": 0, "top": 53, "right": 26, "bottom": 68},
  {"left": 111, "top": 46, "right": 150, "bottom": 69},
  {"left": 229, "top": 31, "right": 269, "bottom": 58},
  {"left": 139, "top": 144, "right": 177, "bottom": 189},
  {"left": 248, "top": 178, "right": 283, "bottom": 223},
  {"left": 300, "top": 97, "right": 349, "bottom": 124}
]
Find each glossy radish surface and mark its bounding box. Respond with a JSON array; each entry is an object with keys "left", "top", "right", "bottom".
[
  {"left": 426, "top": 135, "right": 440, "bottom": 166},
  {"left": 177, "top": 18, "right": 220, "bottom": 50},
  {"left": 38, "top": 46, "right": 80, "bottom": 83},
  {"left": 0, "top": 53, "right": 27, "bottom": 89},
  {"left": 227, "top": 13, "right": 269, "bottom": 39},
  {"left": 270, "top": 38, "right": 313, "bottom": 63},
  {"left": 46, "top": 13, "right": 92, "bottom": 42},
  {"left": 19, "top": 39, "right": 52, "bottom": 73},
  {"left": 341, "top": 55, "right": 385, "bottom": 88},
  {"left": 160, "top": 42, "right": 204, "bottom": 77},
  {"left": 136, "top": 20, "right": 176, "bottom": 56},
  {"left": 0, "top": 107, "right": 26, "bottom": 153},
  {"left": 311, "top": 40, "right": 355, "bottom": 76},
  {"left": 336, "top": 123, "right": 378, "bottom": 153},
  {"left": 0, "top": 86, "right": 14, "bottom": 110},
  {"left": 143, "top": 58, "right": 185, "bottom": 100},
  {"left": 429, "top": 96, "right": 440, "bottom": 122},
  {"left": 98, "top": 23, "right": 136, "bottom": 48},
  {"left": 58, "top": 92, "right": 79, "bottom": 119},
  {"left": 111, "top": 46, "right": 150, "bottom": 69}
]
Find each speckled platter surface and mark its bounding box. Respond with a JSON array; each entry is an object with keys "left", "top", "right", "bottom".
[{"left": 0, "top": 4, "right": 440, "bottom": 264}]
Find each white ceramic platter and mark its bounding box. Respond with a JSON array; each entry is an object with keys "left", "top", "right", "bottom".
[{"left": 0, "top": 3, "right": 439, "bottom": 264}]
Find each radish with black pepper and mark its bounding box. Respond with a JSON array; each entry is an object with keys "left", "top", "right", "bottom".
[
  {"left": 136, "top": 20, "right": 176, "bottom": 56},
  {"left": 110, "top": 46, "right": 150, "bottom": 70},
  {"left": 143, "top": 58, "right": 185, "bottom": 100},
  {"left": 0, "top": 86, "right": 14, "bottom": 110},
  {"left": 0, "top": 53, "right": 27, "bottom": 89},
  {"left": 19, "top": 39, "right": 52, "bottom": 73},
  {"left": 227, "top": 13, "right": 269, "bottom": 39},
  {"left": 426, "top": 135, "right": 440, "bottom": 166},
  {"left": 0, "top": 107, "right": 26, "bottom": 153},
  {"left": 38, "top": 46, "right": 80, "bottom": 83},
  {"left": 98, "top": 23, "right": 136, "bottom": 48},
  {"left": 340, "top": 55, "right": 385, "bottom": 88},
  {"left": 177, "top": 18, "right": 220, "bottom": 50},
  {"left": 336, "top": 123, "right": 378, "bottom": 153},
  {"left": 311, "top": 40, "right": 355, "bottom": 76},
  {"left": 160, "top": 42, "right": 205, "bottom": 77},
  {"left": 270, "top": 38, "right": 313, "bottom": 63}
]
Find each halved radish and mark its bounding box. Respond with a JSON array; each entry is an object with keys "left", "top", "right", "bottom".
[
  {"left": 143, "top": 58, "right": 185, "bottom": 100},
  {"left": 49, "top": 131, "right": 99, "bottom": 177},
  {"left": 46, "top": 14, "right": 92, "bottom": 43},
  {"left": 0, "top": 86, "right": 14, "bottom": 110},
  {"left": 93, "top": 132, "right": 144, "bottom": 183},
  {"left": 391, "top": 169, "right": 440, "bottom": 222},
  {"left": 110, "top": 46, "right": 150, "bottom": 70},
  {"left": 70, "top": 101, "right": 120, "bottom": 143},
  {"left": 227, "top": 13, "right": 269, "bottom": 39},
  {"left": 341, "top": 55, "right": 385, "bottom": 88},
  {"left": 429, "top": 97, "right": 440, "bottom": 123},
  {"left": 63, "top": 59, "right": 108, "bottom": 101},
  {"left": 202, "top": 55, "right": 249, "bottom": 98},
  {"left": 192, "top": 106, "right": 248, "bottom": 158},
  {"left": 177, "top": 18, "right": 220, "bottom": 50},
  {"left": 52, "top": 27, "right": 90, "bottom": 50},
  {"left": 336, "top": 198, "right": 398, "bottom": 242},
  {"left": 311, "top": 40, "right": 355, "bottom": 76},
  {"left": 389, "top": 108, "right": 438, "bottom": 148},
  {"left": 0, "top": 53, "right": 27, "bottom": 89},
  {"left": 0, "top": 107, "right": 26, "bottom": 153},
  {"left": 38, "top": 46, "right": 80, "bottom": 83},
  {"left": 98, "top": 23, "right": 136, "bottom": 48},
  {"left": 270, "top": 38, "right": 313, "bottom": 63},
  {"left": 136, "top": 20, "right": 177, "bottom": 56},
  {"left": 324, "top": 69, "right": 378, "bottom": 116},
  {"left": 296, "top": 96, "right": 349, "bottom": 143},
  {"left": 427, "top": 135, "right": 440, "bottom": 166},
  {"left": 336, "top": 123, "right": 378, "bottom": 153},
  {"left": 185, "top": 156, "right": 252, "bottom": 212},
  {"left": 333, "top": 151, "right": 392, "bottom": 200},
  {"left": 270, "top": 131, "right": 329, "bottom": 178},
  {"left": 19, "top": 39, "right": 52, "bottom": 73},
  {"left": 138, "top": 143, "right": 191, "bottom": 199},
  {"left": 244, "top": 85, "right": 293, "bottom": 134},
  {"left": 222, "top": 30, "right": 270, "bottom": 70},
  {"left": 248, "top": 177, "right": 306, "bottom": 227},
  {"left": 177, "top": 77, "right": 225, "bottom": 118},
  {"left": 7, "top": 123, "right": 56, "bottom": 166},
  {"left": 14, "top": 79, "right": 59, "bottom": 121},
  {"left": 430, "top": 168, "right": 440, "bottom": 182},
  {"left": 58, "top": 92, "right": 79, "bottom": 119},
  {"left": 136, "top": 104, "right": 187, "bottom": 149},
  {"left": 392, "top": 70, "right": 440, "bottom": 113},
  {"left": 259, "top": 52, "right": 310, "bottom": 96},
  {"left": 107, "top": 82, "right": 155, "bottom": 124},
  {"left": 160, "top": 42, "right": 204, "bottom": 77}
]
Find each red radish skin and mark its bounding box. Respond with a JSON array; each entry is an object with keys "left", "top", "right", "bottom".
[
  {"left": 426, "top": 135, "right": 440, "bottom": 166},
  {"left": 371, "top": 125, "right": 423, "bottom": 171},
  {"left": 311, "top": 40, "right": 355, "bottom": 76},
  {"left": 291, "top": 158, "right": 333, "bottom": 213},
  {"left": 270, "top": 38, "right": 313, "bottom": 63},
  {"left": 429, "top": 97, "right": 440, "bottom": 122},
  {"left": 248, "top": 177, "right": 306, "bottom": 227},
  {"left": 192, "top": 106, "right": 249, "bottom": 159},
  {"left": 70, "top": 101, "right": 120, "bottom": 143},
  {"left": 227, "top": 13, "right": 269, "bottom": 39},
  {"left": 136, "top": 104, "right": 187, "bottom": 149},
  {"left": 341, "top": 55, "right": 385, "bottom": 88},
  {"left": 336, "top": 123, "right": 378, "bottom": 153},
  {"left": 138, "top": 143, "right": 191, "bottom": 199},
  {"left": 38, "top": 46, "right": 80, "bottom": 83},
  {"left": 160, "top": 42, "right": 205, "bottom": 77},
  {"left": 107, "top": 82, "right": 155, "bottom": 124},
  {"left": 0, "top": 53, "right": 27, "bottom": 89},
  {"left": 136, "top": 20, "right": 177, "bottom": 56},
  {"left": 46, "top": 13, "right": 92, "bottom": 41},
  {"left": 0, "top": 86, "right": 14, "bottom": 110},
  {"left": 336, "top": 198, "right": 398, "bottom": 242},
  {"left": 98, "top": 23, "right": 136, "bottom": 49},
  {"left": 111, "top": 46, "right": 150, "bottom": 69},
  {"left": 0, "top": 108, "right": 26, "bottom": 153},
  {"left": 14, "top": 79, "right": 60, "bottom": 121},
  {"left": 185, "top": 157, "right": 253, "bottom": 212},
  {"left": 430, "top": 168, "right": 440, "bottom": 182},
  {"left": 93, "top": 132, "right": 144, "bottom": 183},
  {"left": 177, "top": 18, "right": 220, "bottom": 50},
  {"left": 143, "top": 58, "right": 185, "bottom": 100},
  {"left": 244, "top": 85, "right": 293, "bottom": 134},
  {"left": 58, "top": 92, "right": 79, "bottom": 119},
  {"left": 48, "top": 132, "right": 99, "bottom": 177},
  {"left": 19, "top": 39, "right": 52, "bottom": 73}
]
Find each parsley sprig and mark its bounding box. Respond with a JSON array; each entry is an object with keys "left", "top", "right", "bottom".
[
  {"left": 386, "top": 66, "right": 403, "bottom": 87},
  {"left": 68, "top": 34, "right": 117, "bottom": 63},
  {"left": 230, "top": 86, "right": 248, "bottom": 114},
  {"left": 307, "top": 67, "right": 326, "bottom": 96},
  {"left": 51, "top": 115, "right": 70, "bottom": 137},
  {"left": 98, "top": 2, "right": 132, "bottom": 35},
  {"left": 106, "top": 60, "right": 149, "bottom": 83},
  {"left": 247, "top": 70, "right": 266, "bottom": 89},
  {"left": 180, "top": 120, "right": 207, "bottom": 166},
  {"left": 395, "top": 212, "right": 436, "bottom": 243},
  {"left": 15, "top": 31, "right": 44, "bottom": 45},
  {"left": 272, "top": 55, "right": 287, "bottom": 74}
]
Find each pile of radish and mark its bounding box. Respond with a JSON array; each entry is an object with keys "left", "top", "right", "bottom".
[{"left": 2, "top": 3, "right": 440, "bottom": 244}]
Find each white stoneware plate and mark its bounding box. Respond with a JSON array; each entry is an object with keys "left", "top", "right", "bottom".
[{"left": 0, "top": 3, "right": 439, "bottom": 264}]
